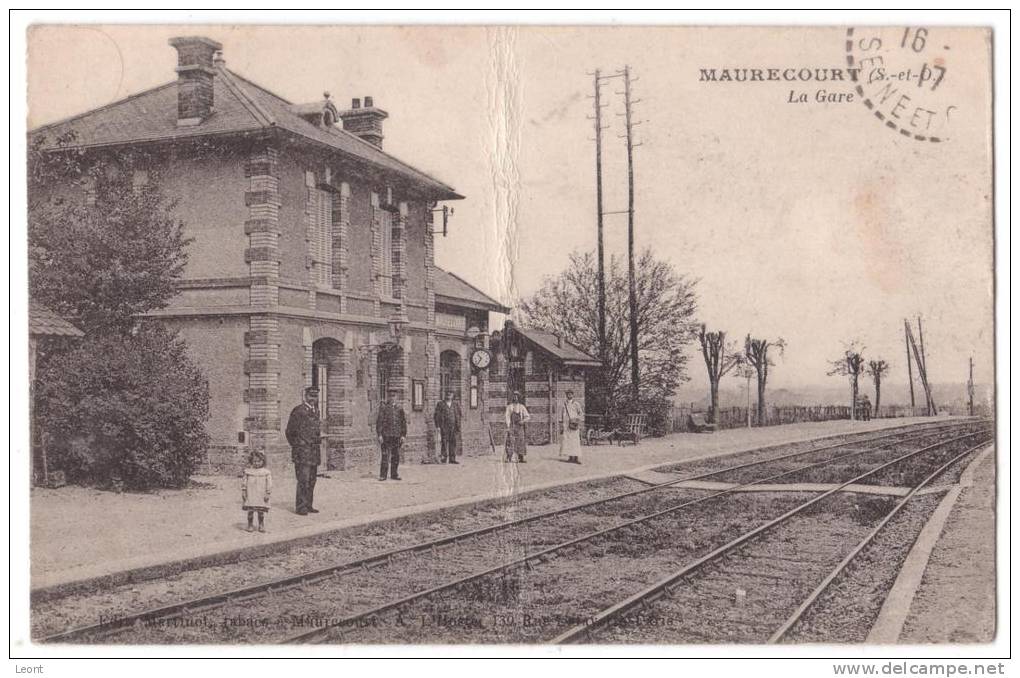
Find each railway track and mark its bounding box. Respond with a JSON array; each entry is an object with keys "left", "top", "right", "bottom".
[
  {"left": 37, "top": 420, "right": 986, "bottom": 644},
  {"left": 275, "top": 423, "right": 987, "bottom": 644},
  {"left": 553, "top": 435, "right": 991, "bottom": 644}
]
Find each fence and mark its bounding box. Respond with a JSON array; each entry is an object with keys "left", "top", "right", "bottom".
[
  {"left": 875, "top": 405, "right": 932, "bottom": 419},
  {"left": 882, "top": 403, "right": 989, "bottom": 418},
  {"left": 667, "top": 401, "right": 977, "bottom": 434},
  {"left": 668, "top": 404, "right": 853, "bottom": 432}
]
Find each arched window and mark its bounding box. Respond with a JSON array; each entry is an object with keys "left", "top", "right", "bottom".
[{"left": 439, "top": 350, "right": 462, "bottom": 403}]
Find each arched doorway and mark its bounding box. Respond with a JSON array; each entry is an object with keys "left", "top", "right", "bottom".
[
  {"left": 312, "top": 337, "right": 344, "bottom": 430},
  {"left": 439, "top": 350, "right": 463, "bottom": 403},
  {"left": 376, "top": 344, "right": 404, "bottom": 402}
]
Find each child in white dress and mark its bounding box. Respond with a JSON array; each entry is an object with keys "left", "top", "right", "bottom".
[{"left": 242, "top": 450, "right": 272, "bottom": 532}]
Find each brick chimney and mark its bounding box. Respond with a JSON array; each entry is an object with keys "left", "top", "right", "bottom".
[
  {"left": 168, "top": 36, "right": 223, "bottom": 126},
  {"left": 339, "top": 96, "right": 389, "bottom": 147}
]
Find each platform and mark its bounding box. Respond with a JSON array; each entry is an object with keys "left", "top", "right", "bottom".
[{"left": 29, "top": 416, "right": 958, "bottom": 594}]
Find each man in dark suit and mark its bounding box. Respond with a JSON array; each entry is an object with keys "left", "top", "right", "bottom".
[
  {"left": 433, "top": 389, "right": 462, "bottom": 464},
  {"left": 376, "top": 386, "right": 407, "bottom": 481},
  {"left": 285, "top": 387, "right": 321, "bottom": 515}
]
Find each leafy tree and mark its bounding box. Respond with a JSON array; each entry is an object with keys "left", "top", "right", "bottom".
[
  {"left": 828, "top": 341, "right": 866, "bottom": 421},
  {"left": 29, "top": 141, "right": 189, "bottom": 335},
  {"left": 744, "top": 334, "right": 785, "bottom": 424},
  {"left": 35, "top": 326, "right": 210, "bottom": 489},
  {"left": 29, "top": 134, "right": 210, "bottom": 488},
  {"left": 866, "top": 359, "right": 890, "bottom": 418},
  {"left": 698, "top": 325, "right": 743, "bottom": 424},
  {"left": 519, "top": 249, "right": 698, "bottom": 418}
]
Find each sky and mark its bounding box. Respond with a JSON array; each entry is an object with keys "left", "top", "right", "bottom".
[{"left": 26, "top": 24, "right": 995, "bottom": 398}]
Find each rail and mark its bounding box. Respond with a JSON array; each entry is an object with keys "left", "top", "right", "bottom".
[
  {"left": 38, "top": 421, "right": 978, "bottom": 644},
  {"left": 551, "top": 430, "right": 990, "bottom": 643}
]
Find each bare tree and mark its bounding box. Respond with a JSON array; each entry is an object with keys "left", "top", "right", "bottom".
[
  {"left": 866, "top": 359, "right": 890, "bottom": 418},
  {"left": 698, "top": 325, "right": 742, "bottom": 424},
  {"left": 744, "top": 335, "right": 785, "bottom": 425},
  {"left": 828, "top": 341, "right": 866, "bottom": 421},
  {"left": 519, "top": 249, "right": 698, "bottom": 415}
]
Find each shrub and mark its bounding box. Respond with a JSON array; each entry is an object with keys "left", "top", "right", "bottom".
[
  {"left": 611, "top": 392, "right": 671, "bottom": 437},
  {"left": 35, "top": 325, "right": 210, "bottom": 490}
]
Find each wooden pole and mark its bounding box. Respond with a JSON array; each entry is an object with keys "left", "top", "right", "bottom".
[
  {"left": 548, "top": 368, "right": 555, "bottom": 445},
  {"left": 593, "top": 71, "right": 607, "bottom": 365},
  {"left": 916, "top": 316, "right": 934, "bottom": 415},
  {"left": 904, "top": 320, "right": 916, "bottom": 410},
  {"left": 905, "top": 324, "right": 937, "bottom": 417},
  {"left": 623, "top": 65, "right": 639, "bottom": 397},
  {"left": 968, "top": 357, "right": 975, "bottom": 416}
]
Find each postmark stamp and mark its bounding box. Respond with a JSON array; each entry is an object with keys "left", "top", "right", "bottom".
[{"left": 846, "top": 27, "right": 958, "bottom": 142}]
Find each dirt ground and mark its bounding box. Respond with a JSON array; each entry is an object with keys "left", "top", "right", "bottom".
[{"left": 899, "top": 451, "right": 996, "bottom": 643}]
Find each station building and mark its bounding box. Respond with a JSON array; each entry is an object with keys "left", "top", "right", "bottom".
[
  {"left": 30, "top": 35, "right": 597, "bottom": 474},
  {"left": 488, "top": 321, "right": 601, "bottom": 446}
]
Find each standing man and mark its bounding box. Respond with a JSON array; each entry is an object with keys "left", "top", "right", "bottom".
[
  {"left": 433, "top": 389, "right": 462, "bottom": 464},
  {"left": 377, "top": 385, "right": 407, "bottom": 481},
  {"left": 285, "top": 387, "right": 321, "bottom": 515}
]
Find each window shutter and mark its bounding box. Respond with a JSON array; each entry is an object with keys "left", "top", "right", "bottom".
[
  {"left": 319, "top": 189, "right": 332, "bottom": 286},
  {"left": 310, "top": 187, "right": 333, "bottom": 287},
  {"left": 379, "top": 209, "right": 393, "bottom": 297}
]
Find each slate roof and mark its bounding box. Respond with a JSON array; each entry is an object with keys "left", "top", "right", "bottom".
[
  {"left": 29, "top": 302, "right": 84, "bottom": 337},
  {"left": 433, "top": 267, "right": 509, "bottom": 314},
  {"left": 30, "top": 65, "right": 462, "bottom": 201},
  {"left": 515, "top": 327, "right": 600, "bottom": 366}
]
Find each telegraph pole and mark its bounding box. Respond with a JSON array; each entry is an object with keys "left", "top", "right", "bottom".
[
  {"left": 905, "top": 318, "right": 936, "bottom": 417},
  {"left": 916, "top": 315, "right": 933, "bottom": 415},
  {"left": 620, "top": 65, "right": 641, "bottom": 396},
  {"left": 967, "top": 357, "right": 975, "bottom": 416},
  {"left": 590, "top": 70, "right": 607, "bottom": 363},
  {"left": 587, "top": 65, "right": 642, "bottom": 397},
  {"left": 904, "top": 320, "right": 916, "bottom": 410}
]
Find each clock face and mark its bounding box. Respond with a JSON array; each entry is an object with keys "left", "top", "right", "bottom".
[{"left": 471, "top": 349, "right": 491, "bottom": 369}]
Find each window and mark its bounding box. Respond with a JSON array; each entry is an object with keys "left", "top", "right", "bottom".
[
  {"left": 436, "top": 312, "right": 467, "bottom": 331},
  {"left": 312, "top": 338, "right": 343, "bottom": 423},
  {"left": 308, "top": 180, "right": 333, "bottom": 288},
  {"left": 356, "top": 356, "right": 366, "bottom": 387},
  {"left": 379, "top": 207, "right": 393, "bottom": 297},
  {"left": 377, "top": 348, "right": 400, "bottom": 402},
  {"left": 312, "top": 364, "right": 328, "bottom": 416},
  {"left": 412, "top": 380, "right": 425, "bottom": 411}
]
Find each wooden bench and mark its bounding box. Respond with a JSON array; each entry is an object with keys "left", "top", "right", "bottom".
[
  {"left": 688, "top": 412, "right": 717, "bottom": 433},
  {"left": 615, "top": 413, "right": 647, "bottom": 446}
]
